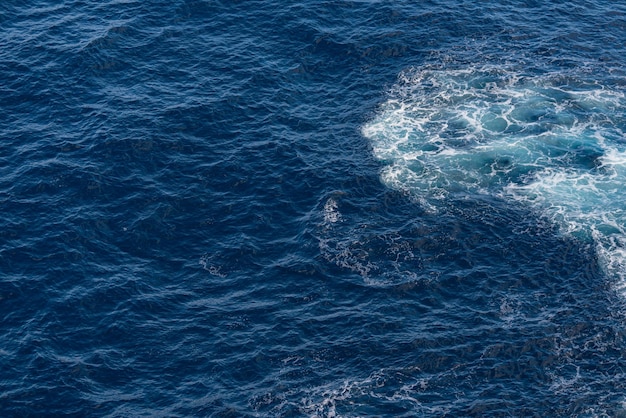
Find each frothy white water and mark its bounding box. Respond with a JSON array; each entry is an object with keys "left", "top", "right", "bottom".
[{"left": 362, "top": 62, "right": 626, "bottom": 286}]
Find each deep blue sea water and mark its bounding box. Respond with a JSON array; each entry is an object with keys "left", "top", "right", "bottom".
[{"left": 2, "top": 1, "right": 626, "bottom": 416}]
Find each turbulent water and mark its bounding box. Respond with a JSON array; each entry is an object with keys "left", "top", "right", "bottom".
[
  {"left": 363, "top": 58, "right": 626, "bottom": 286},
  {"left": 2, "top": 1, "right": 626, "bottom": 417}
]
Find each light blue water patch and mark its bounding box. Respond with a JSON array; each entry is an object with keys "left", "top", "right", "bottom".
[{"left": 362, "top": 61, "right": 626, "bottom": 286}]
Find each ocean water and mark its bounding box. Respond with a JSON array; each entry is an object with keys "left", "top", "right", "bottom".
[{"left": 2, "top": 0, "right": 626, "bottom": 416}]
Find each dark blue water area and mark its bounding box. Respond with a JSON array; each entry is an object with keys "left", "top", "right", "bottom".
[{"left": 2, "top": 0, "right": 626, "bottom": 416}]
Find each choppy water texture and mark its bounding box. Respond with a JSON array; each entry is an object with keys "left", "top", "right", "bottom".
[{"left": 2, "top": 1, "right": 626, "bottom": 417}]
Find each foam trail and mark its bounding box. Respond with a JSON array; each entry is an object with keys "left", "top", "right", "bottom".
[{"left": 362, "top": 62, "right": 626, "bottom": 287}]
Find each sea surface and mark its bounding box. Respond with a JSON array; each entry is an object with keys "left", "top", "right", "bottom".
[{"left": 2, "top": 1, "right": 626, "bottom": 416}]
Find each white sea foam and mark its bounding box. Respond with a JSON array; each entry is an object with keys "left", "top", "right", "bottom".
[
  {"left": 323, "top": 197, "right": 342, "bottom": 224},
  {"left": 299, "top": 368, "right": 439, "bottom": 417},
  {"left": 362, "top": 61, "right": 626, "bottom": 288}
]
